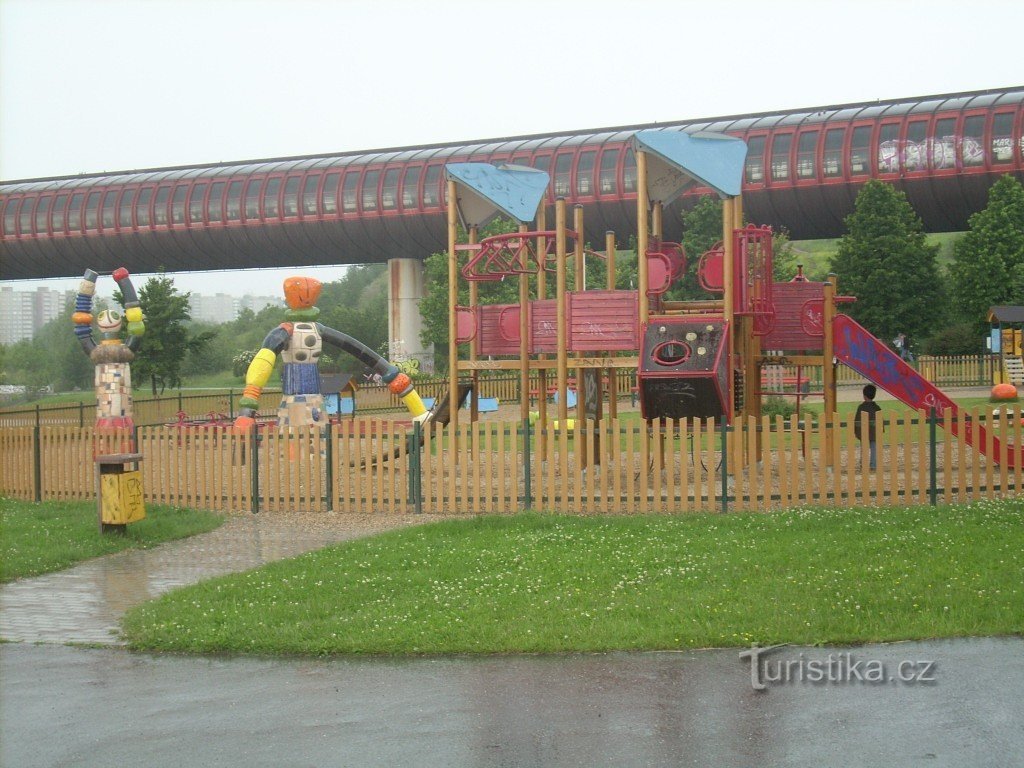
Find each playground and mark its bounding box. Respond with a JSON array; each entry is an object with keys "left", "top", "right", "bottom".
[{"left": 1, "top": 132, "right": 1022, "bottom": 516}]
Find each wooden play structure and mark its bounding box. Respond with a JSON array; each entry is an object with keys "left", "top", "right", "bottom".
[{"left": 443, "top": 133, "right": 1020, "bottom": 472}]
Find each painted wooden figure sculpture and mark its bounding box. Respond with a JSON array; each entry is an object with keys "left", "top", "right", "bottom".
[
  {"left": 71, "top": 268, "right": 146, "bottom": 433},
  {"left": 233, "top": 276, "right": 429, "bottom": 430}
]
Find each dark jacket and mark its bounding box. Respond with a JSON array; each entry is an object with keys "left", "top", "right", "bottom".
[{"left": 854, "top": 401, "right": 881, "bottom": 442}]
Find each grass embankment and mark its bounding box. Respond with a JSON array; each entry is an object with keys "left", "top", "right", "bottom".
[
  {"left": 122, "top": 500, "right": 1023, "bottom": 656},
  {"left": 0, "top": 498, "right": 224, "bottom": 582}
]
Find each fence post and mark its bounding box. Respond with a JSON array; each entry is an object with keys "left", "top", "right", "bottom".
[
  {"left": 324, "top": 422, "right": 334, "bottom": 512},
  {"left": 410, "top": 420, "right": 422, "bottom": 514},
  {"left": 35, "top": 404, "right": 40, "bottom": 429},
  {"left": 79, "top": 400, "right": 85, "bottom": 428},
  {"left": 929, "top": 407, "right": 938, "bottom": 506},
  {"left": 250, "top": 426, "right": 260, "bottom": 514},
  {"left": 178, "top": 390, "right": 183, "bottom": 413},
  {"left": 720, "top": 417, "right": 729, "bottom": 514},
  {"left": 523, "top": 417, "right": 532, "bottom": 510},
  {"left": 33, "top": 423, "right": 42, "bottom": 502},
  {"left": 229, "top": 389, "right": 235, "bottom": 419}
]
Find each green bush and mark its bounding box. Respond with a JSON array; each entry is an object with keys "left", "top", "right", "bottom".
[
  {"left": 761, "top": 396, "right": 797, "bottom": 420},
  {"left": 922, "top": 323, "right": 983, "bottom": 356}
]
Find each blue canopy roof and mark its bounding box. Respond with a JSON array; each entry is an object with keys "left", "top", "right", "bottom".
[
  {"left": 444, "top": 163, "right": 550, "bottom": 226},
  {"left": 633, "top": 130, "right": 747, "bottom": 201}
]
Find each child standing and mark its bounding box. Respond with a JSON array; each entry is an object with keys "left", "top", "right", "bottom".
[{"left": 854, "top": 384, "right": 881, "bottom": 470}]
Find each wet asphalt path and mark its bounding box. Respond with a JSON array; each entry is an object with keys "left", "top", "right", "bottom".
[{"left": 2, "top": 637, "right": 1021, "bottom": 767}]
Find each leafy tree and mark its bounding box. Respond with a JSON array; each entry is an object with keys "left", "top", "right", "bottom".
[
  {"left": 948, "top": 175, "right": 1024, "bottom": 332},
  {"left": 830, "top": 180, "right": 945, "bottom": 346},
  {"left": 670, "top": 196, "right": 725, "bottom": 299},
  {"left": 117, "top": 275, "right": 214, "bottom": 395}
]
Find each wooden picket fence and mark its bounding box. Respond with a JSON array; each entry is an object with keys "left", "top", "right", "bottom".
[
  {"left": 2, "top": 406, "right": 1020, "bottom": 513},
  {"left": 0, "top": 355, "right": 1003, "bottom": 429}
]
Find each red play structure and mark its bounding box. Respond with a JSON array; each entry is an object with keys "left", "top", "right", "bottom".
[{"left": 442, "top": 134, "right": 1020, "bottom": 471}]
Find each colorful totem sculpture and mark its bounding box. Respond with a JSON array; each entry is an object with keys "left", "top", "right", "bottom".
[
  {"left": 233, "top": 276, "right": 429, "bottom": 431},
  {"left": 71, "top": 268, "right": 146, "bottom": 434}
]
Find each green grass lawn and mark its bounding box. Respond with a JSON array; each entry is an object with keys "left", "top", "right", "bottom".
[
  {"left": 0, "top": 498, "right": 224, "bottom": 582},
  {"left": 122, "top": 499, "right": 1023, "bottom": 656}
]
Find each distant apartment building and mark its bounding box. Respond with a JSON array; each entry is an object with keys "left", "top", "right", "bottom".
[
  {"left": 0, "top": 285, "right": 75, "bottom": 344},
  {"left": 188, "top": 292, "right": 282, "bottom": 324}
]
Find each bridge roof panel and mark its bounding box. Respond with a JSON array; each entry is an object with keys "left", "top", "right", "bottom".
[{"left": 994, "top": 90, "right": 1024, "bottom": 106}]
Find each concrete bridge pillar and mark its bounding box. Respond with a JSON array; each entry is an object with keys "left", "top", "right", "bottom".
[{"left": 387, "top": 257, "right": 433, "bottom": 374}]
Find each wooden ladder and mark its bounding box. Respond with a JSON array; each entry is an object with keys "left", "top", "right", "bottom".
[{"left": 1004, "top": 356, "right": 1024, "bottom": 385}]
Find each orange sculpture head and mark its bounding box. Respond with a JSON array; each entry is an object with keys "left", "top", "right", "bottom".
[{"left": 283, "top": 276, "right": 322, "bottom": 309}]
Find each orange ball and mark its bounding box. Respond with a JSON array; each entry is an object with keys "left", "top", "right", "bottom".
[
  {"left": 991, "top": 382, "right": 1018, "bottom": 401},
  {"left": 283, "top": 276, "right": 322, "bottom": 309}
]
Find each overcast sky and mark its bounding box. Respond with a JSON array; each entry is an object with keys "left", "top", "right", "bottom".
[{"left": 2, "top": 0, "right": 1022, "bottom": 297}]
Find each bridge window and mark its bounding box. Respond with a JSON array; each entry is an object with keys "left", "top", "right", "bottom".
[
  {"left": 361, "top": 170, "right": 379, "bottom": 211},
  {"left": 117, "top": 189, "right": 135, "bottom": 228},
  {"left": 423, "top": 165, "right": 441, "bottom": 206},
  {"left": 189, "top": 183, "right": 207, "bottom": 224},
  {"left": 226, "top": 180, "right": 243, "bottom": 221},
  {"left": 553, "top": 153, "right": 572, "bottom": 197},
  {"left": 101, "top": 190, "right": 117, "bottom": 229},
  {"left": 992, "top": 112, "right": 1015, "bottom": 163},
  {"left": 208, "top": 182, "right": 225, "bottom": 223},
  {"left": 342, "top": 172, "right": 358, "bottom": 213},
  {"left": 322, "top": 172, "right": 340, "bottom": 215},
  {"left": 171, "top": 185, "right": 187, "bottom": 224},
  {"left": 18, "top": 198, "right": 34, "bottom": 235},
  {"left": 623, "top": 148, "right": 637, "bottom": 193},
  {"left": 532, "top": 154, "right": 551, "bottom": 173},
  {"left": 796, "top": 131, "right": 817, "bottom": 179},
  {"left": 136, "top": 188, "right": 153, "bottom": 226},
  {"left": 244, "top": 179, "right": 262, "bottom": 219},
  {"left": 849, "top": 126, "right": 871, "bottom": 175},
  {"left": 962, "top": 115, "right": 985, "bottom": 167},
  {"left": 282, "top": 176, "right": 300, "bottom": 217},
  {"left": 67, "top": 193, "right": 84, "bottom": 231},
  {"left": 576, "top": 151, "right": 595, "bottom": 196},
  {"left": 745, "top": 136, "right": 765, "bottom": 182},
  {"left": 931, "top": 118, "right": 956, "bottom": 169},
  {"left": 154, "top": 186, "right": 171, "bottom": 225},
  {"left": 877, "top": 123, "right": 900, "bottom": 173},
  {"left": 904, "top": 120, "right": 928, "bottom": 171},
  {"left": 770, "top": 134, "right": 792, "bottom": 181},
  {"left": 34, "top": 196, "right": 51, "bottom": 234},
  {"left": 51, "top": 195, "right": 68, "bottom": 232},
  {"left": 300, "top": 174, "right": 320, "bottom": 215},
  {"left": 598, "top": 149, "right": 618, "bottom": 194},
  {"left": 84, "top": 192, "right": 101, "bottom": 230},
  {"left": 262, "top": 178, "right": 281, "bottom": 218},
  {"left": 401, "top": 166, "right": 420, "bottom": 208},
  {"left": 382, "top": 169, "right": 400, "bottom": 210},
  {"left": 2, "top": 197, "right": 16, "bottom": 236},
  {"left": 823, "top": 129, "right": 844, "bottom": 177}
]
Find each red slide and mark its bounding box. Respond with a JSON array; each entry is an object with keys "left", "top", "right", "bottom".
[{"left": 833, "top": 314, "right": 1018, "bottom": 468}]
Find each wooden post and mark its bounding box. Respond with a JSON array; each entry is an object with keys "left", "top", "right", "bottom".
[
  {"left": 537, "top": 206, "right": 548, "bottom": 460},
  {"left": 636, "top": 150, "right": 649, "bottom": 326},
  {"left": 722, "top": 196, "right": 738, "bottom": 470},
  {"left": 447, "top": 179, "right": 459, "bottom": 434},
  {"left": 556, "top": 198, "right": 569, "bottom": 424},
  {"left": 652, "top": 201, "right": 663, "bottom": 241},
  {"left": 823, "top": 275, "right": 837, "bottom": 467},
  {"left": 606, "top": 230, "right": 618, "bottom": 419},
  {"left": 468, "top": 224, "right": 479, "bottom": 423},
  {"left": 574, "top": 205, "right": 587, "bottom": 465},
  {"left": 519, "top": 221, "right": 531, "bottom": 423}
]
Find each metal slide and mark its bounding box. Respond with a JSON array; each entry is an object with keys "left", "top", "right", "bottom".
[{"left": 833, "top": 314, "right": 1019, "bottom": 469}]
